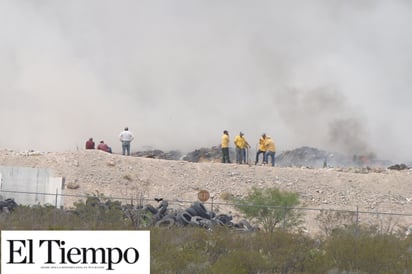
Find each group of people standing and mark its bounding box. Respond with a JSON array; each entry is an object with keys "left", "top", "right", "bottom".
[
  {"left": 221, "top": 131, "right": 276, "bottom": 167},
  {"left": 86, "top": 128, "right": 275, "bottom": 164},
  {"left": 85, "top": 127, "right": 135, "bottom": 156}
]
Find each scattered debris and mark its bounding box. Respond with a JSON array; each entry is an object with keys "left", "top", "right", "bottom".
[
  {"left": 133, "top": 150, "right": 182, "bottom": 160},
  {"left": 388, "top": 163, "right": 410, "bottom": 171},
  {"left": 0, "top": 198, "right": 18, "bottom": 212},
  {"left": 183, "top": 146, "right": 234, "bottom": 163}
]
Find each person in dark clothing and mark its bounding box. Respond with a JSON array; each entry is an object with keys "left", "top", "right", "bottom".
[{"left": 85, "top": 138, "right": 95, "bottom": 149}]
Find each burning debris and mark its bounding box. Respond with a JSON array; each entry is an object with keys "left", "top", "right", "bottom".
[
  {"left": 128, "top": 145, "right": 397, "bottom": 168},
  {"left": 181, "top": 146, "right": 394, "bottom": 168}
]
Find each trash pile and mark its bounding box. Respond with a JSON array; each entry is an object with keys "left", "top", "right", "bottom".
[
  {"left": 276, "top": 146, "right": 352, "bottom": 168},
  {"left": 276, "top": 147, "right": 395, "bottom": 168},
  {"left": 0, "top": 198, "right": 18, "bottom": 213},
  {"left": 131, "top": 146, "right": 397, "bottom": 168},
  {"left": 183, "top": 146, "right": 235, "bottom": 163},
  {"left": 83, "top": 196, "right": 256, "bottom": 231},
  {"left": 182, "top": 146, "right": 353, "bottom": 167},
  {"left": 133, "top": 150, "right": 182, "bottom": 160},
  {"left": 138, "top": 200, "right": 256, "bottom": 231},
  {"left": 388, "top": 163, "right": 410, "bottom": 170}
]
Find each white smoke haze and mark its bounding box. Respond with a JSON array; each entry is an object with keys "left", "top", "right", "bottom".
[{"left": 1, "top": 1, "right": 411, "bottom": 162}]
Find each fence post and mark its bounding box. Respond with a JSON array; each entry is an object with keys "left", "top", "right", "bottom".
[
  {"left": 283, "top": 205, "right": 287, "bottom": 230},
  {"left": 355, "top": 206, "right": 359, "bottom": 238},
  {"left": 55, "top": 188, "right": 58, "bottom": 208},
  {"left": 355, "top": 206, "right": 360, "bottom": 272}
]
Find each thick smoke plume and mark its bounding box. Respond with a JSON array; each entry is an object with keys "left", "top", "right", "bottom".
[{"left": 0, "top": 1, "right": 411, "bottom": 162}]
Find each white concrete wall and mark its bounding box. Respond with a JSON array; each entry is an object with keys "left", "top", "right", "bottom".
[{"left": 0, "top": 166, "right": 64, "bottom": 207}]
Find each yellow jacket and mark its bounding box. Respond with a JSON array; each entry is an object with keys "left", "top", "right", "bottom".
[
  {"left": 221, "top": 134, "right": 230, "bottom": 148},
  {"left": 265, "top": 136, "right": 276, "bottom": 152},
  {"left": 234, "top": 135, "right": 249, "bottom": 149},
  {"left": 258, "top": 137, "right": 267, "bottom": 151}
]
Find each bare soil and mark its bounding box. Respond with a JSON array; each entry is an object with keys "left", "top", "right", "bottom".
[{"left": 1, "top": 149, "right": 411, "bottom": 235}]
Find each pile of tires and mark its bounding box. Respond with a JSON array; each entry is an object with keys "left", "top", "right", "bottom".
[
  {"left": 0, "top": 198, "right": 18, "bottom": 213},
  {"left": 141, "top": 200, "right": 256, "bottom": 231}
]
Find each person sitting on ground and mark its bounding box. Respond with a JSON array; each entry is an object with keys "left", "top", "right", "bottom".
[
  {"left": 97, "top": 140, "right": 110, "bottom": 153},
  {"left": 85, "top": 138, "right": 95, "bottom": 149},
  {"left": 264, "top": 135, "right": 276, "bottom": 167},
  {"left": 255, "top": 133, "right": 266, "bottom": 165}
]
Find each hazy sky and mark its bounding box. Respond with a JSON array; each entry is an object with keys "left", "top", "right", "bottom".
[{"left": 1, "top": 1, "right": 411, "bottom": 161}]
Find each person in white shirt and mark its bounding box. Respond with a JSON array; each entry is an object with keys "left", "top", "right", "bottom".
[{"left": 119, "top": 127, "right": 134, "bottom": 155}]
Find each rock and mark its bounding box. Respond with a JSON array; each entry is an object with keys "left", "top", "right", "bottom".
[{"left": 66, "top": 181, "right": 80, "bottom": 189}]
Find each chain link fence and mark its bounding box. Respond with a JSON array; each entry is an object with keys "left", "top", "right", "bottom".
[{"left": 1, "top": 189, "right": 411, "bottom": 236}]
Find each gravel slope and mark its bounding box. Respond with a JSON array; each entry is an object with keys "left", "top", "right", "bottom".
[{"left": 1, "top": 149, "right": 411, "bottom": 234}]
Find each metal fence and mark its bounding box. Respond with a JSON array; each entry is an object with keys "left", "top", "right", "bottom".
[{"left": 1, "top": 189, "right": 412, "bottom": 236}]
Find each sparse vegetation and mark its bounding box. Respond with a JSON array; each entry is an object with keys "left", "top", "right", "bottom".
[
  {"left": 219, "top": 191, "right": 233, "bottom": 201},
  {"left": 233, "top": 187, "right": 303, "bottom": 232},
  {"left": 316, "top": 209, "right": 357, "bottom": 237},
  {"left": 0, "top": 196, "right": 411, "bottom": 273}
]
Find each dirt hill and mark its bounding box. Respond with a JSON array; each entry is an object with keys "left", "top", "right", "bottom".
[{"left": 0, "top": 149, "right": 411, "bottom": 234}]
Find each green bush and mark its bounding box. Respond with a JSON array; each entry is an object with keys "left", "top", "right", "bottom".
[
  {"left": 151, "top": 227, "right": 210, "bottom": 273},
  {"left": 72, "top": 194, "right": 130, "bottom": 229},
  {"left": 324, "top": 226, "right": 411, "bottom": 273},
  {"left": 316, "top": 209, "right": 357, "bottom": 237},
  {"left": 233, "top": 187, "right": 302, "bottom": 232}
]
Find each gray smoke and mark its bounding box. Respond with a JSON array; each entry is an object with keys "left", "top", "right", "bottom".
[{"left": 0, "top": 1, "right": 411, "bottom": 162}]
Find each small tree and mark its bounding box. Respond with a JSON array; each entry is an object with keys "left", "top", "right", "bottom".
[{"left": 234, "top": 187, "right": 302, "bottom": 232}]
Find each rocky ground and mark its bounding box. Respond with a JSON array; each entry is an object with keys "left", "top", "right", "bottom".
[{"left": 0, "top": 148, "right": 411, "bottom": 235}]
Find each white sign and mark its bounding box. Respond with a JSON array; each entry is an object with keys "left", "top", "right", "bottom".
[{"left": 1, "top": 230, "right": 150, "bottom": 274}]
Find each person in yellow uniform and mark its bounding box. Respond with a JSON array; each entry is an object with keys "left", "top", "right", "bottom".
[
  {"left": 234, "top": 132, "right": 250, "bottom": 164},
  {"left": 255, "top": 133, "right": 267, "bottom": 165},
  {"left": 221, "top": 130, "right": 231, "bottom": 163},
  {"left": 264, "top": 135, "right": 276, "bottom": 167}
]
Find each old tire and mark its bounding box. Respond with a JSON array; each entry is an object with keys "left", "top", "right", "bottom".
[
  {"left": 191, "top": 202, "right": 210, "bottom": 219},
  {"left": 144, "top": 204, "right": 158, "bottom": 215},
  {"left": 177, "top": 211, "right": 192, "bottom": 225},
  {"left": 155, "top": 217, "right": 175, "bottom": 228}
]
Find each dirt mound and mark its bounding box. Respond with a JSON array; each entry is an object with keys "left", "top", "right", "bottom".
[{"left": 0, "top": 148, "right": 411, "bottom": 235}]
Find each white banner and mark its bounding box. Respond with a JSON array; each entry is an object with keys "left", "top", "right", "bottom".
[{"left": 1, "top": 231, "right": 150, "bottom": 274}]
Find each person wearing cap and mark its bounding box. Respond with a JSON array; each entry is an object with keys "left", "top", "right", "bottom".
[
  {"left": 255, "top": 133, "right": 267, "bottom": 165},
  {"left": 264, "top": 135, "right": 276, "bottom": 167},
  {"left": 119, "top": 127, "right": 134, "bottom": 156},
  {"left": 221, "top": 130, "right": 231, "bottom": 163},
  {"left": 234, "top": 132, "right": 250, "bottom": 164}
]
